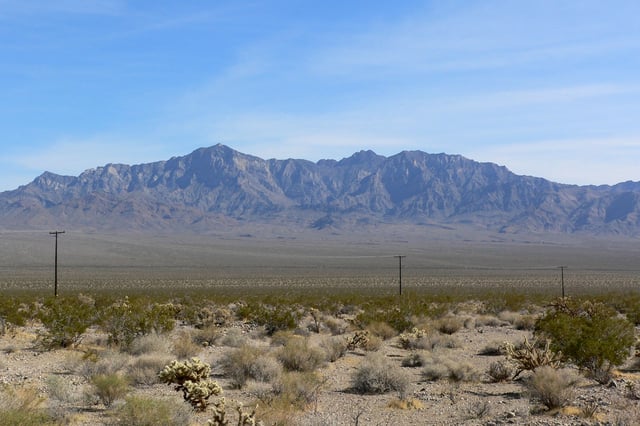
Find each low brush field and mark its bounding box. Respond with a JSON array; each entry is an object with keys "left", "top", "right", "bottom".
[{"left": 1, "top": 231, "right": 640, "bottom": 425}]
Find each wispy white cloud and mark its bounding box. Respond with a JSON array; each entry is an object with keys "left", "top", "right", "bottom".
[{"left": 468, "top": 136, "right": 640, "bottom": 185}]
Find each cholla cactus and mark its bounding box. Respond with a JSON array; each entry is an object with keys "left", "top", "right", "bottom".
[
  {"left": 503, "top": 337, "right": 562, "bottom": 379},
  {"left": 398, "top": 328, "right": 427, "bottom": 349},
  {"left": 346, "top": 330, "right": 370, "bottom": 350},
  {"left": 207, "top": 399, "right": 262, "bottom": 426},
  {"left": 159, "top": 358, "right": 222, "bottom": 411}
]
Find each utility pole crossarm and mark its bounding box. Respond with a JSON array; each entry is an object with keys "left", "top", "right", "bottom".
[{"left": 50, "top": 231, "right": 65, "bottom": 297}]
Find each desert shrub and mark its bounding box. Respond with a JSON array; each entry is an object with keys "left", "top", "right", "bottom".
[
  {"left": 535, "top": 298, "right": 635, "bottom": 381},
  {"left": 172, "top": 330, "right": 201, "bottom": 359},
  {"left": 90, "top": 373, "right": 129, "bottom": 407},
  {"left": 0, "top": 297, "right": 29, "bottom": 332},
  {"left": 0, "top": 385, "right": 55, "bottom": 426},
  {"left": 355, "top": 307, "right": 412, "bottom": 333},
  {"left": 100, "top": 298, "right": 176, "bottom": 350},
  {"left": 486, "top": 361, "right": 513, "bottom": 382},
  {"left": 474, "top": 315, "right": 504, "bottom": 327},
  {"left": 323, "top": 316, "right": 349, "bottom": 335},
  {"left": 513, "top": 314, "right": 537, "bottom": 330},
  {"left": 127, "top": 333, "right": 172, "bottom": 356},
  {"left": 237, "top": 303, "right": 298, "bottom": 336},
  {"left": 222, "top": 344, "right": 281, "bottom": 388},
  {"left": 158, "top": 358, "right": 222, "bottom": 411},
  {"left": 127, "top": 353, "right": 174, "bottom": 386},
  {"left": 115, "top": 395, "right": 192, "bottom": 426},
  {"left": 528, "top": 366, "right": 579, "bottom": 410},
  {"left": 37, "top": 296, "right": 95, "bottom": 349},
  {"left": 319, "top": 336, "right": 348, "bottom": 362},
  {"left": 435, "top": 315, "right": 463, "bottom": 335},
  {"left": 504, "top": 337, "right": 562, "bottom": 379},
  {"left": 366, "top": 321, "right": 398, "bottom": 340},
  {"left": 271, "top": 371, "right": 324, "bottom": 410},
  {"left": 401, "top": 352, "right": 425, "bottom": 368},
  {"left": 219, "top": 328, "right": 248, "bottom": 348},
  {"left": 351, "top": 353, "right": 409, "bottom": 398},
  {"left": 46, "top": 375, "right": 80, "bottom": 404},
  {"left": 192, "top": 325, "right": 223, "bottom": 347},
  {"left": 478, "top": 341, "right": 505, "bottom": 356},
  {"left": 421, "top": 355, "right": 479, "bottom": 382},
  {"left": 398, "top": 328, "right": 430, "bottom": 349},
  {"left": 277, "top": 337, "right": 325, "bottom": 372},
  {"left": 77, "top": 349, "right": 129, "bottom": 379}
]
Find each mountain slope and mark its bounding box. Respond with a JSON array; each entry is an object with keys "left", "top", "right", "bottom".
[{"left": 1, "top": 144, "right": 639, "bottom": 236}]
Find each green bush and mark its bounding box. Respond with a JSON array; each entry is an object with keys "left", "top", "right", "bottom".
[
  {"left": 90, "top": 373, "right": 129, "bottom": 407},
  {"left": 100, "top": 298, "right": 176, "bottom": 350},
  {"left": 237, "top": 303, "right": 299, "bottom": 336},
  {"left": 37, "top": 296, "right": 95, "bottom": 349},
  {"left": 535, "top": 298, "right": 635, "bottom": 381}
]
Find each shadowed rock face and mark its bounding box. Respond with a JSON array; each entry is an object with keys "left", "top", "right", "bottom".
[{"left": 1, "top": 144, "right": 639, "bottom": 236}]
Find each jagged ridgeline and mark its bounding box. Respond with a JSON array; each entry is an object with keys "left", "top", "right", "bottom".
[{"left": 0, "top": 144, "right": 639, "bottom": 235}]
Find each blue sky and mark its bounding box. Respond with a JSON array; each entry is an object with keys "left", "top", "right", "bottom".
[{"left": 1, "top": 0, "right": 639, "bottom": 191}]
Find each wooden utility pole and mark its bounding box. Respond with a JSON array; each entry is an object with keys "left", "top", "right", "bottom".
[
  {"left": 395, "top": 255, "right": 406, "bottom": 296},
  {"left": 558, "top": 266, "right": 567, "bottom": 298},
  {"left": 50, "top": 231, "right": 65, "bottom": 297}
]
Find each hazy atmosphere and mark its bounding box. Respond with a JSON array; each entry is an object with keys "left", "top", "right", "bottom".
[{"left": 1, "top": 0, "right": 639, "bottom": 192}]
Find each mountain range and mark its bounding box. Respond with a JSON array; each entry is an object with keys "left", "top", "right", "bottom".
[{"left": 1, "top": 144, "right": 639, "bottom": 237}]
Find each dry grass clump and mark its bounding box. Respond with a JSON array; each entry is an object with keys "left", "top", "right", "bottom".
[
  {"left": 435, "top": 315, "right": 464, "bottom": 335},
  {"left": 221, "top": 344, "right": 282, "bottom": 389},
  {"left": 219, "top": 328, "right": 249, "bottom": 348},
  {"left": 498, "top": 311, "right": 537, "bottom": 330},
  {"left": 422, "top": 354, "right": 479, "bottom": 383},
  {"left": 172, "top": 330, "right": 201, "bottom": 359},
  {"left": 478, "top": 340, "right": 506, "bottom": 356},
  {"left": 277, "top": 336, "right": 326, "bottom": 372},
  {"left": 191, "top": 324, "right": 223, "bottom": 347},
  {"left": 323, "top": 316, "right": 350, "bottom": 336},
  {"left": 486, "top": 360, "right": 513, "bottom": 382},
  {"left": 528, "top": 366, "right": 580, "bottom": 410},
  {"left": 127, "top": 352, "right": 174, "bottom": 386},
  {"left": 474, "top": 315, "right": 505, "bottom": 327},
  {"left": 401, "top": 351, "right": 426, "bottom": 368},
  {"left": 77, "top": 349, "right": 129, "bottom": 379},
  {"left": 351, "top": 352, "right": 410, "bottom": 398},
  {"left": 126, "top": 333, "right": 172, "bottom": 356},
  {"left": 366, "top": 321, "right": 398, "bottom": 340},
  {"left": 114, "top": 395, "right": 193, "bottom": 426},
  {"left": 388, "top": 397, "right": 425, "bottom": 410},
  {"left": 269, "top": 371, "right": 325, "bottom": 410},
  {"left": 0, "top": 385, "right": 55, "bottom": 426},
  {"left": 319, "top": 335, "right": 348, "bottom": 362}
]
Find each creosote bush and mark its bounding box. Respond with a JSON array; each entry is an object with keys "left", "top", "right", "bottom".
[
  {"left": 535, "top": 298, "right": 635, "bottom": 382},
  {"left": 158, "top": 358, "right": 222, "bottom": 411},
  {"left": 37, "top": 296, "right": 95, "bottom": 349},
  {"left": 90, "top": 373, "right": 129, "bottom": 407}
]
